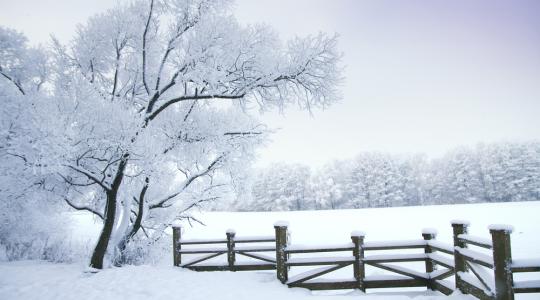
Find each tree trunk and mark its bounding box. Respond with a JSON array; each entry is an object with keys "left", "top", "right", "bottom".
[
  {"left": 115, "top": 179, "right": 148, "bottom": 265},
  {"left": 89, "top": 154, "right": 128, "bottom": 269},
  {"left": 90, "top": 190, "right": 118, "bottom": 269}
]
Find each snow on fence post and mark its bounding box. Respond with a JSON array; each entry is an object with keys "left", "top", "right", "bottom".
[
  {"left": 172, "top": 224, "right": 182, "bottom": 266},
  {"left": 452, "top": 220, "right": 470, "bottom": 294},
  {"left": 226, "top": 229, "right": 236, "bottom": 271},
  {"left": 351, "top": 231, "right": 366, "bottom": 291},
  {"left": 422, "top": 228, "right": 437, "bottom": 291},
  {"left": 274, "top": 221, "right": 289, "bottom": 284},
  {"left": 489, "top": 225, "right": 514, "bottom": 300}
]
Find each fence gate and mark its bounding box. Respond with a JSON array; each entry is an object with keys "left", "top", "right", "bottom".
[{"left": 173, "top": 227, "right": 276, "bottom": 271}]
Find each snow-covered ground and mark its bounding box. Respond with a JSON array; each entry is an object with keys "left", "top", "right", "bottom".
[
  {"left": 0, "top": 260, "right": 474, "bottom": 300},
  {"left": 1, "top": 201, "right": 539, "bottom": 300}
]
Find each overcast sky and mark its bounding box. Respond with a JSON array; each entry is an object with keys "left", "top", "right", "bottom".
[{"left": 1, "top": 0, "right": 539, "bottom": 167}]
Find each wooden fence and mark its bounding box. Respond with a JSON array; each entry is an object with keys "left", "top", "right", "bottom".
[
  {"left": 173, "top": 221, "right": 540, "bottom": 299},
  {"left": 173, "top": 227, "right": 276, "bottom": 271}
]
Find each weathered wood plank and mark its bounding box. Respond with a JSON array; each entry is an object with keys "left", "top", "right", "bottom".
[
  {"left": 180, "top": 239, "right": 227, "bottom": 245},
  {"left": 452, "top": 221, "right": 469, "bottom": 295},
  {"left": 286, "top": 257, "right": 355, "bottom": 267},
  {"left": 514, "top": 287, "right": 540, "bottom": 293},
  {"left": 236, "top": 251, "right": 276, "bottom": 263},
  {"left": 512, "top": 266, "right": 540, "bottom": 273},
  {"left": 235, "top": 239, "right": 275, "bottom": 243},
  {"left": 186, "top": 263, "right": 276, "bottom": 272},
  {"left": 289, "top": 280, "right": 357, "bottom": 290},
  {"left": 429, "top": 253, "right": 455, "bottom": 270},
  {"left": 180, "top": 252, "right": 225, "bottom": 267},
  {"left": 465, "top": 261, "right": 494, "bottom": 294},
  {"left": 285, "top": 246, "right": 354, "bottom": 254},
  {"left": 363, "top": 253, "right": 427, "bottom": 264},
  {"left": 490, "top": 227, "right": 514, "bottom": 300},
  {"left": 235, "top": 245, "right": 276, "bottom": 252},
  {"left": 366, "top": 262, "right": 428, "bottom": 280},
  {"left": 287, "top": 264, "right": 350, "bottom": 285},
  {"left": 423, "top": 231, "right": 436, "bottom": 290},
  {"left": 458, "top": 234, "right": 493, "bottom": 250},
  {"left": 428, "top": 240, "right": 454, "bottom": 255},
  {"left": 430, "top": 269, "right": 454, "bottom": 281},
  {"left": 232, "top": 264, "right": 276, "bottom": 271},
  {"left": 511, "top": 259, "right": 540, "bottom": 273},
  {"left": 275, "top": 223, "right": 288, "bottom": 283},
  {"left": 456, "top": 247, "right": 494, "bottom": 269},
  {"left": 226, "top": 231, "right": 235, "bottom": 269},
  {"left": 351, "top": 233, "right": 364, "bottom": 291},
  {"left": 185, "top": 265, "right": 230, "bottom": 271},
  {"left": 364, "top": 278, "right": 427, "bottom": 289},
  {"left": 179, "top": 248, "right": 227, "bottom": 254},
  {"left": 363, "top": 240, "right": 426, "bottom": 251},
  {"left": 173, "top": 226, "right": 181, "bottom": 266},
  {"left": 514, "top": 281, "right": 540, "bottom": 294},
  {"left": 459, "top": 278, "right": 494, "bottom": 300},
  {"left": 434, "top": 280, "right": 455, "bottom": 296}
]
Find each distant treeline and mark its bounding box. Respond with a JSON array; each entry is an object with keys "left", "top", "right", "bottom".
[{"left": 227, "top": 141, "right": 540, "bottom": 211}]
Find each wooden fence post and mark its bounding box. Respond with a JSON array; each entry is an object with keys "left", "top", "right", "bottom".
[
  {"left": 274, "top": 221, "right": 289, "bottom": 284},
  {"left": 452, "top": 220, "right": 470, "bottom": 294},
  {"left": 226, "top": 229, "right": 236, "bottom": 271},
  {"left": 351, "top": 231, "right": 365, "bottom": 292},
  {"left": 489, "top": 225, "right": 514, "bottom": 300},
  {"left": 422, "top": 228, "right": 437, "bottom": 290},
  {"left": 172, "top": 225, "right": 182, "bottom": 267}
]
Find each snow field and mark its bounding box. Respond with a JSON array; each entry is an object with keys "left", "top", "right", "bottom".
[
  {"left": 0, "top": 260, "right": 476, "bottom": 300},
  {"left": 1, "top": 201, "right": 538, "bottom": 299}
]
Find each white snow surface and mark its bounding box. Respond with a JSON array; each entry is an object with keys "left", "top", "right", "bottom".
[
  {"left": 273, "top": 220, "right": 290, "bottom": 227},
  {"left": 450, "top": 219, "right": 471, "bottom": 226},
  {"left": 488, "top": 224, "right": 514, "bottom": 232},
  {"left": 351, "top": 230, "right": 366, "bottom": 237},
  {"left": 512, "top": 258, "right": 540, "bottom": 268},
  {"left": 0, "top": 261, "right": 474, "bottom": 300},
  {"left": 422, "top": 228, "right": 438, "bottom": 235},
  {"left": 1, "top": 201, "right": 539, "bottom": 300},
  {"left": 457, "top": 234, "right": 493, "bottom": 247}
]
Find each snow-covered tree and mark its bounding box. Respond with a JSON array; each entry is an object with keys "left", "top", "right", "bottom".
[
  {"left": 250, "top": 163, "right": 313, "bottom": 211},
  {"left": 0, "top": 26, "right": 71, "bottom": 261},
  {"left": 2, "top": 0, "right": 342, "bottom": 268}
]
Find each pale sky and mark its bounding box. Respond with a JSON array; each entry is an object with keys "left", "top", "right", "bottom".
[{"left": 1, "top": 0, "right": 539, "bottom": 167}]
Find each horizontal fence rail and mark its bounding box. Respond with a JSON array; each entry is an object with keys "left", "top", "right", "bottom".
[
  {"left": 173, "top": 226, "right": 276, "bottom": 272},
  {"left": 172, "top": 221, "right": 540, "bottom": 299},
  {"left": 510, "top": 258, "right": 540, "bottom": 294}
]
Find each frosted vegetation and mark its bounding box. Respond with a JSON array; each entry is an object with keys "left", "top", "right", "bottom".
[
  {"left": 240, "top": 142, "right": 540, "bottom": 211},
  {"left": 0, "top": 0, "right": 342, "bottom": 267}
]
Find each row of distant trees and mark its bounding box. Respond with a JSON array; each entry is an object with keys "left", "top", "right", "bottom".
[{"left": 232, "top": 142, "right": 540, "bottom": 211}]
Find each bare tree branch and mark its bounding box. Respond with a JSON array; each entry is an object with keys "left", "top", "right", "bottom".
[
  {"left": 64, "top": 197, "right": 104, "bottom": 220},
  {"left": 149, "top": 155, "right": 223, "bottom": 209},
  {"left": 0, "top": 68, "right": 26, "bottom": 95},
  {"left": 66, "top": 165, "right": 110, "bottom": 191},
  {"left": 223, "top": 131, "right": 262, "bottom": 136},
  {"left": 141, "top": 0, "right": 154, "bottom": 95},
  {"left": 146, "top": 93, "right": 245, "bottom": 123}
]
